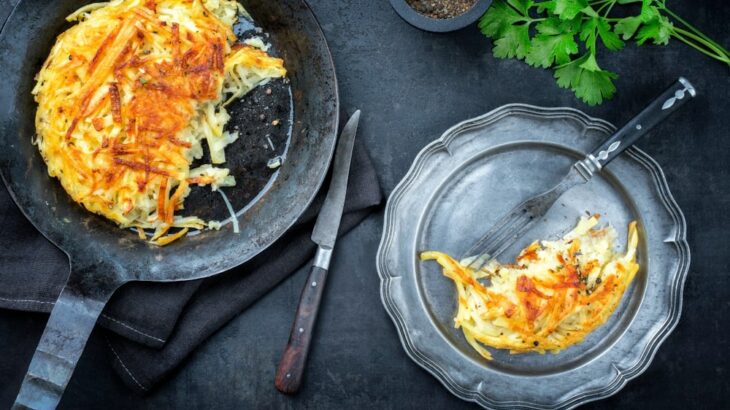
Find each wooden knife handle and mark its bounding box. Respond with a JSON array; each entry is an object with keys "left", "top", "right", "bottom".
[{"left": 275, "top": 265, "right": 329, "bottom": 394}]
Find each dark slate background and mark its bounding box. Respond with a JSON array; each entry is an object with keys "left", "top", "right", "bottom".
[{"left": 1, "top": 0, "right": 728, "bottom": 408}]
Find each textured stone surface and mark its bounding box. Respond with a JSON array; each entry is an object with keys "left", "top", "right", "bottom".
[{"left": 1, "top": 0, "right": 728, "bottom": 408}]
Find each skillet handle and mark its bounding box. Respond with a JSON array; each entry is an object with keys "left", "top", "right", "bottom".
[{"left": 13, "top": 285, "right": 112, "bottom": 410}]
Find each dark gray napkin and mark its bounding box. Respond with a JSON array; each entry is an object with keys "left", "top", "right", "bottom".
[
  {"left": 0, "top": 0, "right": 15, "bottom": 25},
  {"left": 0, "top": 140, "right": 382, "bottom": 393}
]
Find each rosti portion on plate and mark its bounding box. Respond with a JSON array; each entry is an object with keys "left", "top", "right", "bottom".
[
  {"left": 32, "top": 0, "right": 286, "bottom": 245},
  {"left": 421, "top": 215, "right": 639, "bottom": 360}
]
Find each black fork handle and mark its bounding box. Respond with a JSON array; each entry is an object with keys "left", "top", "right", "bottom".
[{"left": 587, "top": 77, "right": 696, "bottom": 169}]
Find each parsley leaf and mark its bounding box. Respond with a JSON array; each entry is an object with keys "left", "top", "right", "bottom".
[
  {"left": 597, "top": 19, "right": 624, "bottom": 51},
  {"left": 639, "top": 0, "right": 658, "bottom": 22},
  {"left": 536, "top": 0, "right": 555, "bottom": 13},
  {"left": 581, "top": 17, "right": 624, "bottom": 51},
  {"left": 635, "top": 7, "right": 673, "bottom": 45},
  {"left": 579, "top": 17, "right": 598, "bottom": 45},
  {"left": 478, "top": 1, "right": 523, "bottom": 37},
  {"left": 493, "top": 24, "right": 532, "bottom": 59},
  {"left": 480, "top": 0, "right": 537, "bottom": 61},
  {"left": 506, "top": 0, "right": 533, "bottom": 15},
  {"left": 525, "top": 34, "right": 578, "bottom": 67},
  {"left": 552, "top": 0, "right": 588, "bottom": 20},
  {"left": 614, "top": 16, "right": 642, "bottom": 40},
  {"left": 555, "top": 55, "right": 618, "bottom": 106},
  {"left": 525, "top": 18, "right": 579, "bottom": 67}
]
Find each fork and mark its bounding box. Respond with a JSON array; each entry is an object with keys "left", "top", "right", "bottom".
[{"left": 461, "top": 78, "right": 696, "bottom": 272}]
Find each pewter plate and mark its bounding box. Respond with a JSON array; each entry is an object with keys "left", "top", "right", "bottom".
[{"left": 376, "top": 104, "right": 690, "bottom": 409}]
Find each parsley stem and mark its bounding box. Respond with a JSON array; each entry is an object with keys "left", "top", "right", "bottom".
[
  {"left": 594, "top": 0, "right": 616, "bottom": 16},
  {"left": 671, "top": 29, "right": 730, "bottom": 65},
  {"left": 680, "top": 41, "right": 729, "bottom": 64},
  {"left": 671, "top": 33, "right": 727, "bottom": 63},
  {"left": 603, "top": 3, "right": 616, "bottom": 17},
  {"left": 554, "top": 55, "right": 586, "bottom": 69},
  {"left": 517, "top": 17, "right": 545, "bottom": 23},
  {"left": 660, "top": 7, "right": 729, "bottom": 55},
  {"left": 673, "top": 27, "right": 728, "bottom": 60}
]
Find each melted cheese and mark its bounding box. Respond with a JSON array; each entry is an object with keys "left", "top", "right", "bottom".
[
  {"left": 421, "top": 216, "right": 639, "bottom": 359},
  {"left": 33, "top": 0, "right": 286, "bottom": 245}
]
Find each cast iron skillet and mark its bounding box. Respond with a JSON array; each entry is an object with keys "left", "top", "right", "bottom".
[{"left": 0, "top": 0, "right": 338, "bottom": 408}]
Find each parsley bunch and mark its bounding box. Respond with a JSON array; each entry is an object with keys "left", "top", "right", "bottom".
[{"left": 480, "top": 0, "right": 729, "bottom": 105}]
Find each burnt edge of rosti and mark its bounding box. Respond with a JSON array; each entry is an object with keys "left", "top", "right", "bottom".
[{"left": 376, "top": 103, "right": 690, "bottom": 410}]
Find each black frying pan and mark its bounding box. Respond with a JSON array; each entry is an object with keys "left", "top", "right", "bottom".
[{"left": 0, "top": 1, "right": 338, "bottom": 408}]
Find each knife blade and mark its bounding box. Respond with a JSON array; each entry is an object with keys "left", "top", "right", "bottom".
[
  {"left": 275, "top": 110, "right": 361, "bottom": 394},
  {"left": 311, "top": 110, "right": 361, "bottom": 253}
]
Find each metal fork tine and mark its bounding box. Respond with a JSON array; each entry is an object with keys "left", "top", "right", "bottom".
[
  {"left": 486, "top": 216, "right": 534, "bottom": 257},
  {"left": 462, "top": 217, "right": 524, "bottom": 269},
  {"left": 489, "top": 218, "right": 538, "bottom": 260},
  {"left": 466, "top": 214, "right": 534, "bottom": 273},
  {"left": 473, "top": 215, "right": 527, "bottom": 257},
  {"left": 465, "top": 216, "right": 521, "bottom": 258},
  {"left": 460, "top": 210, "right": 525, "bottom": 260}
]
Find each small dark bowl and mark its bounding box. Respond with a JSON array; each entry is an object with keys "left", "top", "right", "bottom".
[{"left": 389, "top": 0, "right": 492, "bottom": 33}]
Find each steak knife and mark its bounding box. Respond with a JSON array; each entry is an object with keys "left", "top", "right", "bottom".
[{"left": 274, "top": 110, "right": 361, "bottom": 394}]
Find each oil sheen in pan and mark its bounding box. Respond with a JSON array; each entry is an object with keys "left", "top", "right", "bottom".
[{"left": 145, "top": 13, "right": 294, "bottom": 236}]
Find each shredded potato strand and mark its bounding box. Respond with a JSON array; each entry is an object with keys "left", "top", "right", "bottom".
[
  {"left": 421, "top": 216, "right": 640, "bottom": 360},
  {"left": 33, "top": 0, "right": 286, "bottom": 245}
]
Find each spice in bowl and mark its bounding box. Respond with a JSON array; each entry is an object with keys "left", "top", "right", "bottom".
[{"left": 405, "top": 0, "right": 478, "bottom": 19}]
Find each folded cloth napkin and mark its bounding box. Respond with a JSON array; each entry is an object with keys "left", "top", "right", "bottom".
[{"left": 0, "top": 139, "right": 382, "bottom": 393}]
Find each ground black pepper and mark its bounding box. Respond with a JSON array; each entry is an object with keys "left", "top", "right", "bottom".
[{"left": 406, "top": 0, "right": 477, "bottom": 19}]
